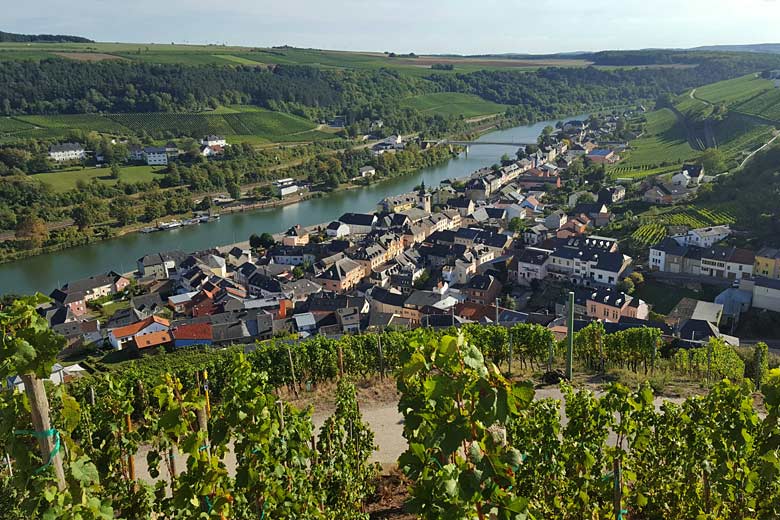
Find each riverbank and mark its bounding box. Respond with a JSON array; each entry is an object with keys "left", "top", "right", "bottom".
[{"left": 0, "top": 114, "right": 590, "bottom": 295}]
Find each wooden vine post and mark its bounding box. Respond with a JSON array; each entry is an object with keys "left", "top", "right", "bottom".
[
  {"left": 286, "top": 344, "right": 299, "bottom": 399},
  {"left": 21, "top": 374, "right": 66, "bottom": 491},
  {"left": 125, "top": 413, "right": 136, "bottom": 482}
]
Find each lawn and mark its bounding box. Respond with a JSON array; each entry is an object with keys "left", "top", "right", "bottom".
[
  {"left": 30, "top": 165, "right": 164, "bottom": 192},
  {"left": 400, "top": 92, "right": 508, "bottom": 118}
]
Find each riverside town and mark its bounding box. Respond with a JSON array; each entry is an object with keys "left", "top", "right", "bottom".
[{"left": 2, "top": 7, "right": 780, "bottom": 519}]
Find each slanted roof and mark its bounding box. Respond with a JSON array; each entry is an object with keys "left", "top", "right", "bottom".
[
  {"left": 171, "top": 322, "right": 213, "bottom": 341},
  {"left": 135, "top": 330, "right": 172, "bottom": 350},
  {"left": 110, "top": 316, "right": 170, "bottom": 339}
]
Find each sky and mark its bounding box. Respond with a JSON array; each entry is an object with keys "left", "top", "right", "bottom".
[{"left": 5, "top": 0, "right": 780, "bottom": 55}]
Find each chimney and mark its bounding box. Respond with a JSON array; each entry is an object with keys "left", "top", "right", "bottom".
[{"left": 279, "top": 299, "right": 288, "bottom": 319}]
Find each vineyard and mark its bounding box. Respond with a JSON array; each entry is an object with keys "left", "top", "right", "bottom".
[
  {"left": 630, "top": 205, "right": 738, "bottom": 245},
  {"left": 107, "top": 113, "right": 237, "bottom": 138},
  {"left": 630, "top": 223, "right": 667, "bottom": 246},
  {"left": 16, "top": 114, "right": 132, "bottom": 134},
  {"left": 734, "top": 88, "right": 780, "bottom": 123},
  {"left": 2, "top": 296, "right": 780, "bottom": 519},
  {"left": 0, "top": 116, "right": 36, "bottom": 134},
  {"left": 609, "top": 164, "right": 678, "bottom": 180}
]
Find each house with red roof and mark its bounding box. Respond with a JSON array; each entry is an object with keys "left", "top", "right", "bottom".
[
  {"left": 171, "top": 323, "right": 213, "bottom": 348},
  {"left": 108, "top": 316, "right": 171, "bottom": 350}
]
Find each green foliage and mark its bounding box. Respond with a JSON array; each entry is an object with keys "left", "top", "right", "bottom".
[
  {"left": 672, "top": 337, "right": 745, "bottom": 381},
  {"left": 397, "top": 331, "right": 535, "bottom": 518},
  {"left": 0, "top": 294, "right": 65, "bottom": 378}
]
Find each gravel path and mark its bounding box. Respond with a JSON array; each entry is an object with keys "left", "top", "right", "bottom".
[{"left": 132, "top": 385, "right": 687, "bottom": 482}]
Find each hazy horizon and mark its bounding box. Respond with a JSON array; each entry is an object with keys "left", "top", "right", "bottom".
[{"left": 5, "top": 0, "right": 780, "bottom": 55}]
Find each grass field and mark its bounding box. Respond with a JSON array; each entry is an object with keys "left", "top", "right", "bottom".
[
  {"left": 611, "top": 108, "right": 698, "bottom": 176},
  {"left": 30, "top": 165, "right": 164, "bottom": 192},
  {"left": 400, "top": 92, "right": 508, "bottom": 118}
]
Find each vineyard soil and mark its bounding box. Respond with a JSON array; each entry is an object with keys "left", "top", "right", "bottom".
[{"left": 130, "top": 382, "right": 687, "bottom": 483}]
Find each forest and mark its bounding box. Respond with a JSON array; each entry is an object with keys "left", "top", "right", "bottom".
[{"left": 0, "top": 30, "right": 93, "bottom": 43}]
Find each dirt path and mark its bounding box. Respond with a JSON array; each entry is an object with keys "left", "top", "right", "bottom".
[
  {"left": 738, "top": 131, "right": 780, "bottom": 170},
  {"left": 131, "top": 384, "right": 688, "bottom": 483}
]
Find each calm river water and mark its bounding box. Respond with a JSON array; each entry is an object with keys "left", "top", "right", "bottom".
[{"left": 0, "top": 115, "right": 588, "bottom": 295}]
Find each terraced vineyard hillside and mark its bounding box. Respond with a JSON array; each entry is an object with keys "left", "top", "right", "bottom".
[
  {"left": 0, "top": 107, "right": 338, "bottom": 144},
  {"left": 630, "top": 205, "right": 738, "bottom": 246}
]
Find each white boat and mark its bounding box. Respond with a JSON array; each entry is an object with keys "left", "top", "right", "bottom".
[{"left": 158, "top": 220, "right": 182, "bottom": 230}]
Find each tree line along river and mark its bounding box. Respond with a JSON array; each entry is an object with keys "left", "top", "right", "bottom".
[{"left": 0, "top": 115, "right": 588, "bottom": 296}]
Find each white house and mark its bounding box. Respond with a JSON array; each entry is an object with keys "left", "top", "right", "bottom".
[
  {"left": 108, "top": 316, "right": 170, "bottom": 350},
  {"left": 672, "top": 226, "right": 731, "bottom": 248},
  {"left": 359, "top": 166, "right": 376, "bottom": 178},
  {"left": 49, "top": 143, "right": 86, "bottom": 162},
  {"left": 201, "top": 135, "right": 227, "bottom": 147},
  {"left": 516, "top": 247, "right": 552, "bottom": 285},
  {"left": 338, "top": 213, "right": 377, "bottom": 235},
  {"left": 280, "top": 184, "right": 299, "bottom": 197},
  {"left": 672, "top": 164, "right": 705, "bottom": 187},
  {"left": 326, "top": 221, "right": 350, "bottom": 238},
  {"left": 144, "top": 147, "right": 169, "bottom": 166},
  {"left": 751, "top": 277, "right": 780, "bottom": 313}
]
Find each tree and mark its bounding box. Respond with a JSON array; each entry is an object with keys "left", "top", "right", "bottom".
[
  {"left": 500, "top": 294, "right": 517, "bottom": 310},
  {"left": 71, "top": 203, "right": 99, "bottom": 230},
  {"left": 227, "top": 181, "right": 241, "bottom": 201},
  {"left": 250, "top": 232, "right": 275, "bottom": 250},
  {"left": 618, "top": 277, "right": 635, "bottom": 295},
  {"left": 629, "top": 271, "right": 645, "bottom": 287},
  {"left": 699, "top": 148, "right": 725, "bottom": 174},
  {"left": 109, "top": 163, "right": 121, "bottom": 180},
  {"left": 15, "top": 214, "right": 48, "bottom": 249},
  {"left": 508, "top": 217, "right": 527, "bottom": 233},
  {"left": 413, "top": 269, "right": 431, "bottom": 289}
]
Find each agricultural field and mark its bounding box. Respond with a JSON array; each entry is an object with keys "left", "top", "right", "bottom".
[
  {"left": 108, "top": 113, "right": 235, "bottom": 138},
  {"left": 0, "top": 117, "right": 36, "bottom": 134},
  {"left": 693, "top": 74, "right": 774, "bottom": 106},
  {"left": 631, "top": 204, "right": 738, "bottom": 247},
  {"left": 630, "top": 223, "right": 668, "bottom": 246},
  {"left": 713, "top": 114, "right": 775, "bottom": 165},
  {"left": 400, "top": 92, "right": 508, "bottom": 118},
  {"left": 221, "top": 107, "right": 317, "bottom": 135},
  {"left": 0, "top": 41, "right": 592, "bottom": 74},
  {"left": 611, "top": 108, "right": 698, "bottom": 176},
  {"left": 734, "top": 88, "right": 780, "bottom": 123},
  {"left": 16, "top": 114, "right": 131, "bottom": 133},
  {"left": 30, "top": 165, "right": 164, "bottom": 193}
]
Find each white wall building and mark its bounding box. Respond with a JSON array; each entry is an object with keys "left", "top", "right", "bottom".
[
  {"left": 144, "top": 147, "right": 169, "bottom": 166},
  {"left": 49, "top": 143, "right": 86, "bottom": 162},
  {"left": 201, "top": 135, "right": 227, "bottom": 147}
]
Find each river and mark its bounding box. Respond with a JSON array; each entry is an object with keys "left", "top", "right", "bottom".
[{"left": 0, "top": 115, "right": 588, "bottom": 295}]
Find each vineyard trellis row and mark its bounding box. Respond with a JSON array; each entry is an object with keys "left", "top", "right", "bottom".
[{"left": 2, "top": 297, "right": 779, "bottom": 518}]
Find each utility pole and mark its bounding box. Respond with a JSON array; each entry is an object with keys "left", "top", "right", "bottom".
[
  {"left": 495, "top": 297, "right": 500, "bottom": 325},
  {"left": 566, "top": 291, "right": 574, "bottom": 381}
]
